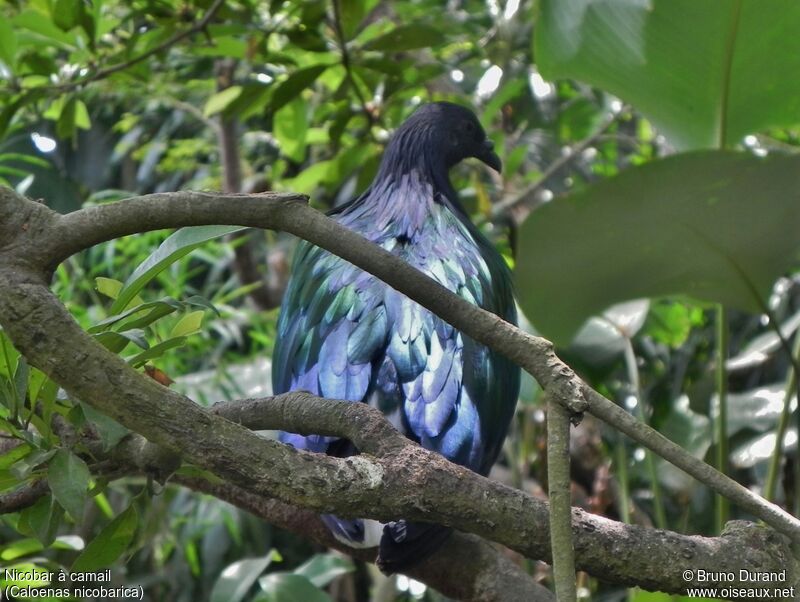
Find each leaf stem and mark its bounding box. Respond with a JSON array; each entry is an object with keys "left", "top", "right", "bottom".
[
  {"left": 715, "top": 305, "right": 730, "bottom": 532},
  {"left": 764, "top": 330, "right": 800, "bottom": 502},
  {"left": 623, "top": 338, "right": 667, "bottom": 529}
]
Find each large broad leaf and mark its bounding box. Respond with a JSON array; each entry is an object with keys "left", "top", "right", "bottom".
[
  {"left": 516, "top": 151, "right": 800, "bottom": 344},
  {"left": 536, "top": 0, "right": 800, "bottom": 149}
]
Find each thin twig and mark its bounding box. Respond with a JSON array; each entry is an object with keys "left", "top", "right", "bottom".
[
  {"left": 331, "top": 0, "right": 376, "bottom": 126},
  {"left": 487, "top": 107, "right": 626, "bottom": 223}
]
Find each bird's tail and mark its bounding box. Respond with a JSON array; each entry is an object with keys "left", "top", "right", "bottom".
[{"left": 376, "top": 520, "right": 453, "bottom": 574}]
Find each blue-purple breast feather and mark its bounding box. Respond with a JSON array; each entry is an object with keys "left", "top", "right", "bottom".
[{"left": 271, "top": 102, "right": 520, "bottom": 571}]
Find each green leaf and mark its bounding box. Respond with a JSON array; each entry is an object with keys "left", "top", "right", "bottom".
[
  {"left": 88, "top": 298, "right": 182, "bottom": 333},
  {"left": 0, "top": 443, "right": 33, "bottom": 469},
  {"left": 0, "top": 153, "right": 51, "bottom": 169},
  {"left": 0, "top": 537, "right": 44, "bottom": 560},
  {"left": 95, "top": 277, "right": 123, "bottom": 300},
  {"left": 94, "top": 329, "right": 149, "bottom": 354},
  {"left": 363, "top": 23, "right": 444, "bottom": 52},
  {"left": 256, "top": 573, "right": 332, "bottom": 602},
  {"left": 19, "top": 495, "right": 63, "bottom": 546},
  {"left": 72, "top": 503, "right": 137, "bottom": 571},
  {"left": 339, "top": 0, "right": 379, "bottom": 39},
  {"left": 536, "top": 0, "right": 800, "bottom": 149},
  {"left": 274, "top": 97, "right": 308, "bottom": 162},
  {"left": 14, "top": 356, "right": 29, "bottom": 406},
  {"left": 642, "top": 300, "right": 702, "bottom": 348},
  {"left": 13, "top": 10, "right": 77, "bottom": 49},
  {"left": 80, "top": 403, "right": 129, "bottom": 450},
  {"left": 210, "top": 555, "right": 277, "bottom": 602},
  {"left": 56, "top": 97, "right": 78, "bottom": 139},
  {"left": 74, "top": 99, "right": 91, "bottom": 130},
  {"left": 170, "top": 310, "right": 204, "bottom": 337},
  {"left": 0, "top": 562, "right": 52, "bottom": 587},
  {"left": 11, "top": 449, "right": 56, "bottom": 479},
  {"left": 294, "top": 553, "right": 354, "bottom": 588},
  {"left": 270, "top": 65, "right": 329, "bottom": 114},
  {"left": 0, "top": 20, "right": 18, "bottom": 71},
  {"left": 128, "top": 336, "right": 187, "bottom": 367},
  {"left": 204, "top": 86, "right": 244, "bottom": 117},
  {"left": 111, "top": 225, "right": 244, "bottom": 314},
  {"left": 48, "top": 449, "right": 90, "bottom": 522},
  {"left": 516, "top": 151, "right": 800, "bottom": 344},
  {"left": 52, "top": 0, "right": 81, "bottom": 31}
]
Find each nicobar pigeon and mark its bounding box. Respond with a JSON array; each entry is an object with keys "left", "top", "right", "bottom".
[{"left": 272, "top": 102, "right": 520, "bottom": 573}]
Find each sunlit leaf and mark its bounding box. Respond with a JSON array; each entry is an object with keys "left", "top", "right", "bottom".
[
  {"left": 210, "top": 554, "right": 277, "bottom": 602},
  {"left": 0, "top": 20, "right": 17, "bottom": 71},
  {"left": 294, "top": 553, "right": 354, "bottom": 587},
  {"left": 256, "top": 573, "right": 332, "bottom": 602},
  {"left": 95, "top": 277, "right": 123, "bottom": 300},
  {"left": 270, "top": 65, "right": 329, "bottom": 114},
  {"left": 274, "top": 97, "right": 308, "bottom": 163},
  {"left": 170, "top": 310, "right": 204, "bottom": 337},
  {"left": 204, "top": 86, "right": 244, "bottom": 117},
  {"left": 537, "top": 0, "right": 800, "bottom": 149}
]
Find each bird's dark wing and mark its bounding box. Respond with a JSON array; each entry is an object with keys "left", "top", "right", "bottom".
[
  {"left": 274, "top": 212, "right": 518, "bottom": 476},
  {"left": 272, "top": 239, "right": 393, "bottom": 453},
  {"left": 377, "top": 229, "right": 518, "bottom": 474}
]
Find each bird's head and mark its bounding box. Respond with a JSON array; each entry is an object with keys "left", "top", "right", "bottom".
[{"left": 376, "top": 102, "right": 502, "bottom": 183}]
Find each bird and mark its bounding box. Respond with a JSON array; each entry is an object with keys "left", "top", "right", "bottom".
[{"left": 272, "top": 101, "right": 520, "bottom": 572}]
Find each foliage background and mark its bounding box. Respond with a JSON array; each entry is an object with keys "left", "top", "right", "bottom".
[{"left": 1, "top": 0, "right": 799, "bottom": 600}]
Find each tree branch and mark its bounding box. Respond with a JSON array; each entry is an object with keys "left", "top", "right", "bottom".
[
  {"left": 0, "top": 187, "right": 798, "bottom": 598},
  {"left": 24, "top": 188, "right": 800, "bottom": 547},
  {"left": 2, "top": 392, "right": 794, "bottom": 598},
  {"left": 175, "top": 474, "right": 555, "bottom": 602}
]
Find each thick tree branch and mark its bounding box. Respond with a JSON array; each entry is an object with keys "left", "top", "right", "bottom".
[
  {"left": 175, "top": 475, "right": 554, "bottom": 602},
  {"left": 0, "top": 187, "right": 798, "bottom": 597},
  {"left": 24, "top": 188, "right": 800, "bottom": 547},
  {"left": 2, "top": 393, "right": 794, "bottom": 599}
]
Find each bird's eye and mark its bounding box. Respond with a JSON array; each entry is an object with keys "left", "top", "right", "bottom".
[{"left": 464, "top": 121, "right": 475, "bottom": 133}]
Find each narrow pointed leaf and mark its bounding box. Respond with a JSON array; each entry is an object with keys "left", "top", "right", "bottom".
[{"left": 111, "top": 225, "right": 243, "bottom": 314}]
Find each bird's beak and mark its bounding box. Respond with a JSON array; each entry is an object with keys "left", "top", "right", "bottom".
[{"left": 476, "top": 138, "right": 502, "bottom": 173}]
